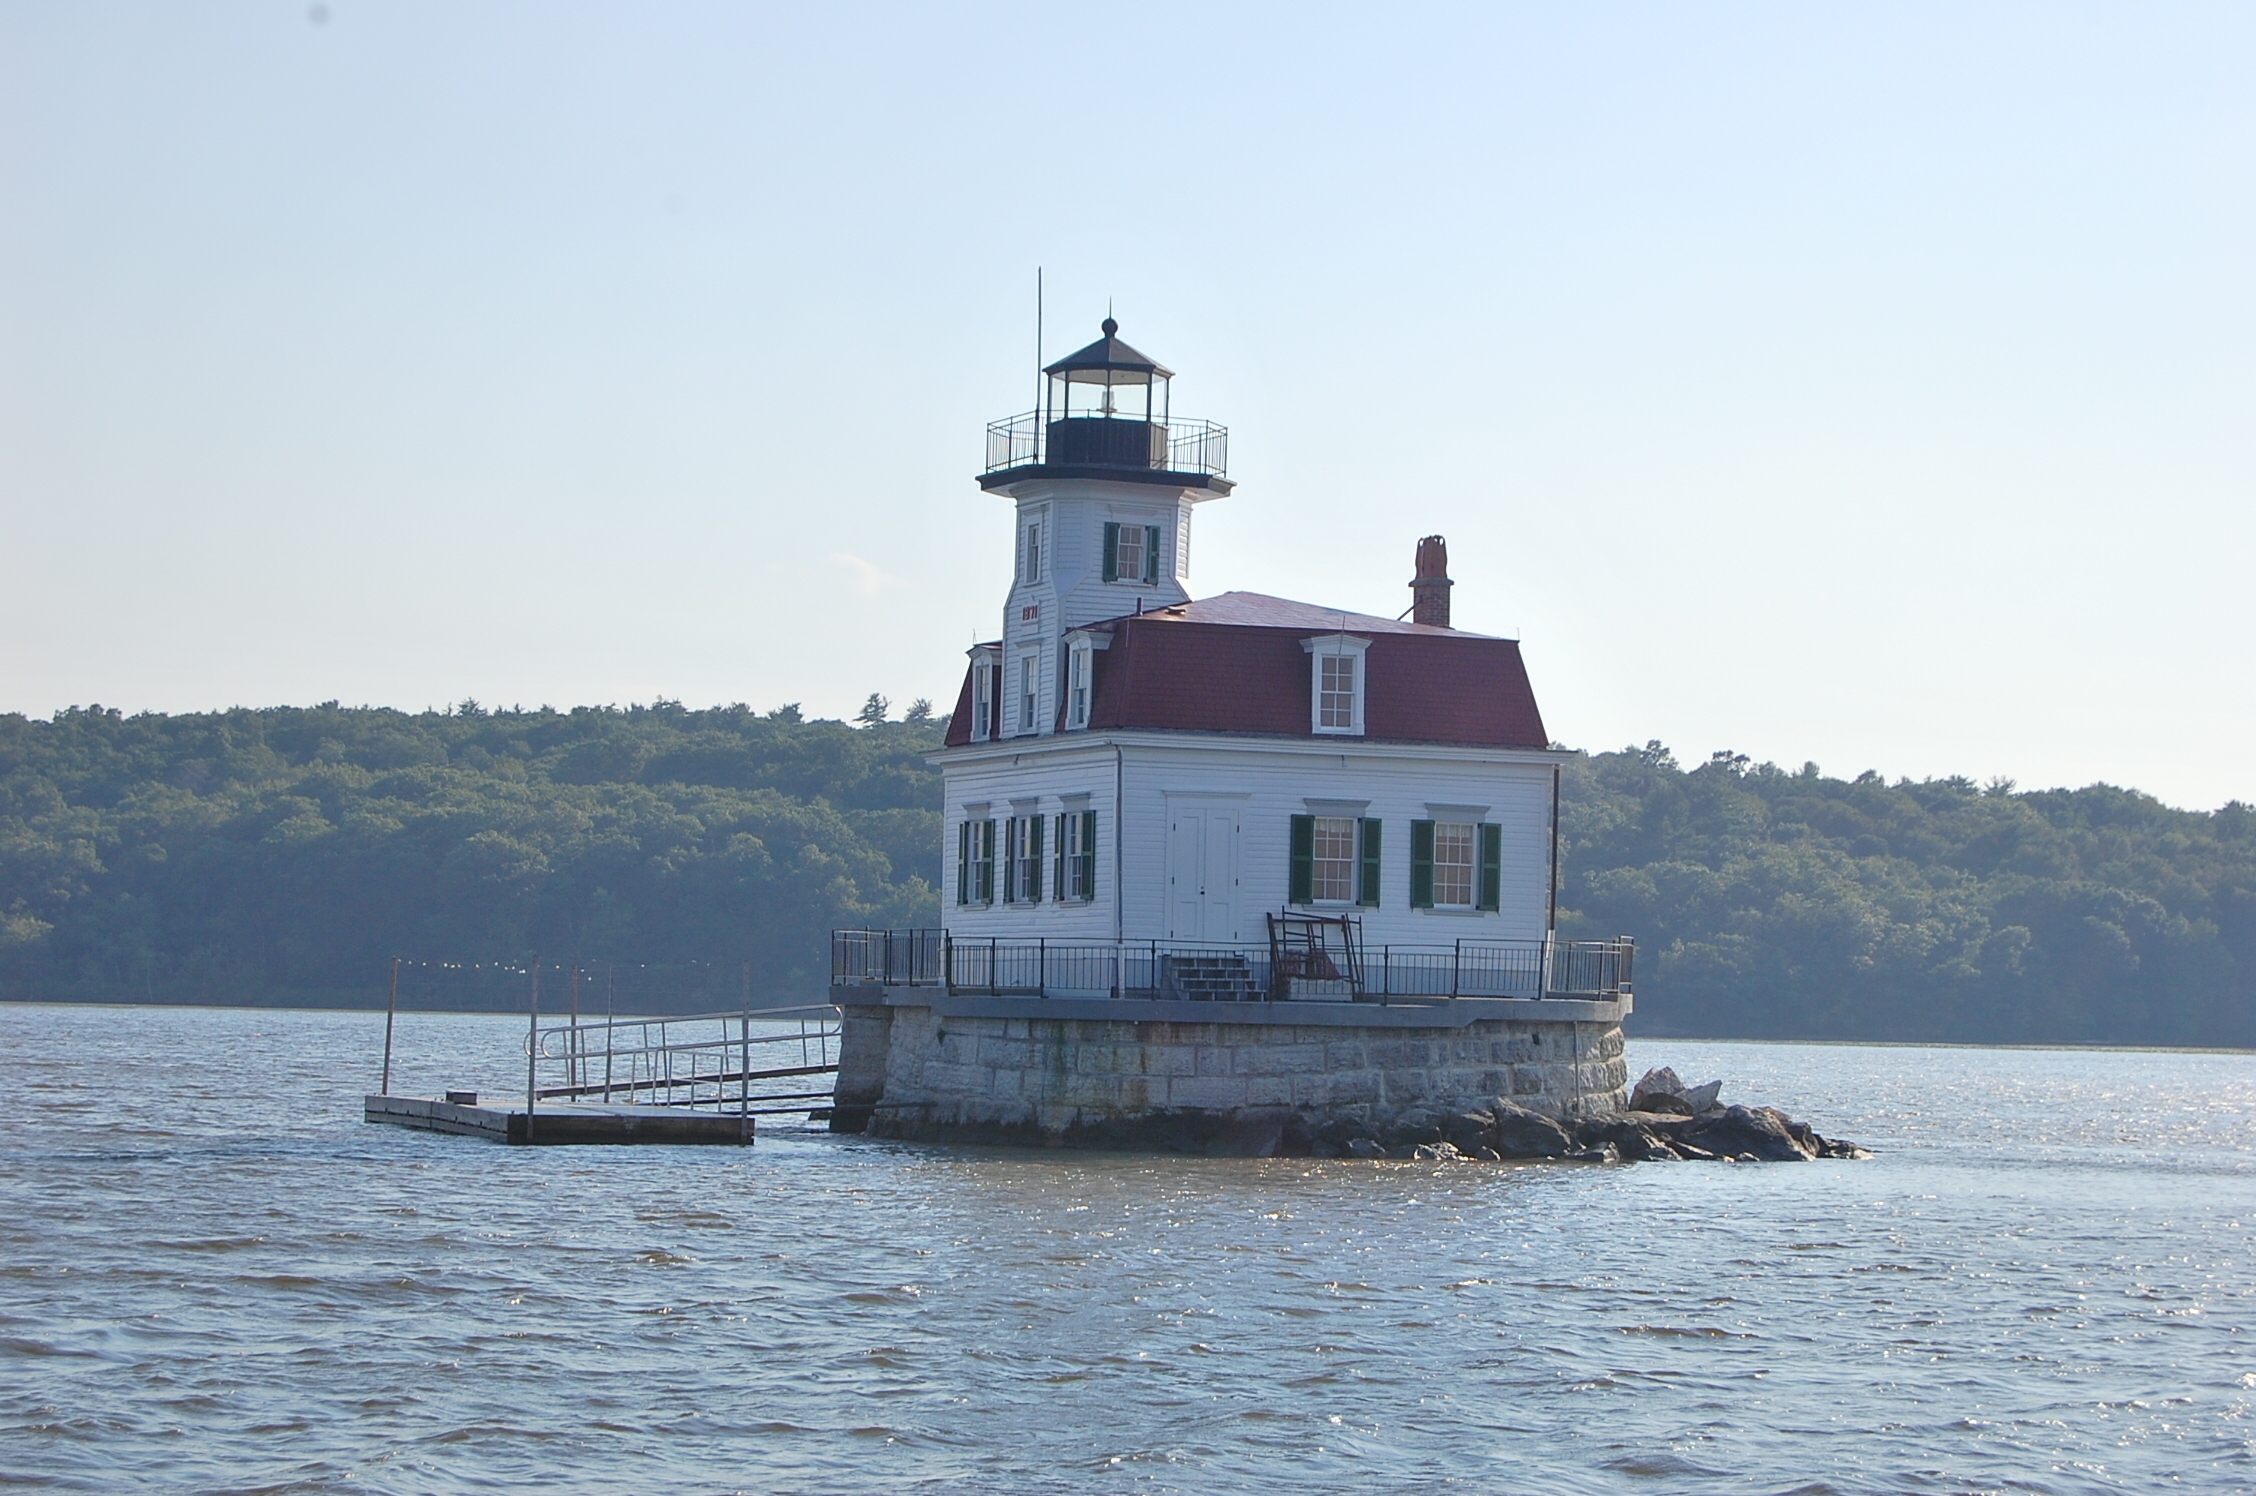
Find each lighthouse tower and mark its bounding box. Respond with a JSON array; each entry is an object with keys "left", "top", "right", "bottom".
[{"left": 970, "top": 318, "right": 1232, "bottom": 740}]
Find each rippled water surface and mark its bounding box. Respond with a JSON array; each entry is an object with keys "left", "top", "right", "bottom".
[{"left": 2, "top": 1003, "right": 2252, "bottom": 1494}]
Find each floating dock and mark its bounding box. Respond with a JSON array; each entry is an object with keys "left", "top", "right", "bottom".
[{"left": 365, "top": 1093, "right": 755, "bottom": 1145}]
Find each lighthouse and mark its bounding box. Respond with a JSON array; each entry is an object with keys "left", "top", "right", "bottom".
[{"left": 827, "top": 318, "right": 1635, "bottom": 1149}]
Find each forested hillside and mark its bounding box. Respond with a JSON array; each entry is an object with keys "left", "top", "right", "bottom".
[
  {"left": 2, "top": 705, "right": 2250, "bottom": 1044},
  {"left": 1557, "top": 745, "right": 2256, "bottom": 1047},
  {"left": 0, "top": 702, "right": 946, "bottom": 1004}
]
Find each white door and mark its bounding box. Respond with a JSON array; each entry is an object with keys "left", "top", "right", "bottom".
[{"left": 1167, "top": 806, "right": 1242, "bottom": 943}]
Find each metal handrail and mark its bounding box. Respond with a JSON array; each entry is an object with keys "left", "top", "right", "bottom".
[
  {"left": 831, "top": 929, "right": 1634, "bottom": 1003},
  {"left": 983, "top": 409, "right": 1229, "bottom": 477}
]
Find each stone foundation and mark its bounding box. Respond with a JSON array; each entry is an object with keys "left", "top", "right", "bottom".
[{"left": 828, "top": 989, "right": 1630, "bottom": 1150}]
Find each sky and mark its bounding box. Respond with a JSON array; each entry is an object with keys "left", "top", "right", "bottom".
[{"left": 2, "top": 3, "right": 2250, "bottom": 810}]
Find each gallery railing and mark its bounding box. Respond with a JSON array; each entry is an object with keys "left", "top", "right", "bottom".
[
  {"left": 829, "top": 930, "right": 1634, "bottom": 1003},
  {"left": 982, "top": 410, "right": 1230, "bottom": 478}
]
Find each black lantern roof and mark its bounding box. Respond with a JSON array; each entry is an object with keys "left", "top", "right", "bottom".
[{"left": 1043, "top": 317, "right": 1173, "bottom": 382}]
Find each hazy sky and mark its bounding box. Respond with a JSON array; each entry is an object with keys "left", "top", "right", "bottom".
[{"left": 4, "top": 4, "right": 2250, "bottom": 809}]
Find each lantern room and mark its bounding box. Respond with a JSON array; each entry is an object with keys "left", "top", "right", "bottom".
[
  {"left": 1043, "top": 317, "right": 1171, "bottom": 466},
  {"left": 981, "top": 317, "right": 1230, "bottom": 490}
]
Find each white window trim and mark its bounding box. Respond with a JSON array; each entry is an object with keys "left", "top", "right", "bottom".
[
  {"left": 1300, "top": 633, "right": 1372, "bottom": 737},
  {"left": 1016, "top": 651, "right": 1042, "bottom": 737}
]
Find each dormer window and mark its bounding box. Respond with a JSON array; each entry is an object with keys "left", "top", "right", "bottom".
[
  {"left": 968, "top": 646, "right": 999, "bottom": 742},
  {"left": 1061, "top": 628, "right": 1110, "bottom": 733},
  {"left": 1300, "top": 634, "right": 1371, "bottom": 736}
]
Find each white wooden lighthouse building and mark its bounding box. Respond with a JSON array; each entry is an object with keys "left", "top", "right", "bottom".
[{"left": 830, "top": 319, "right": 1633, "bottom": 1145}]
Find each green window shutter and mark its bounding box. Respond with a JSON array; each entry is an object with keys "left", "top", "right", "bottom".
[
  {"left": 980, "top": 820, "right": 995, "bottom": 904},
  {"left": 1289, "top": 814, "right": 1315, "bottom": 905},
  {"left": 1357, "top": 818, "right": 1382, "bottom": 907},
  {"left": 1144, "top": 524, "right": 1162, "bottom": 584},
  {"left": 1082, "top": 809, "right": 1099, "bottom": 901},
  {"left": 1409, "top": 820, "right": 1435, "bottom": 909},
  {"left": 1478, "top": 823, "right": 1502, "bottom": 912},
  {"left": 1027, "top": 814, "right": 1043, "bottom": 902},
  {"left": 1102, "top": 522, "right": 1119, "bottom": 582},
  {"left": 956, "top": 821, "right": 971, "bottom": 906}
]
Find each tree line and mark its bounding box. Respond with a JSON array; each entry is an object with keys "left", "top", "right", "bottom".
[{"left": 1, "top": 704, "right": 2249, "bottom": 1044}]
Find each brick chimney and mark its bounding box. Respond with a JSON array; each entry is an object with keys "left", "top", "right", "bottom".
[{"left": 1410, "top": 535, "right": 1452, "bottom": 628}]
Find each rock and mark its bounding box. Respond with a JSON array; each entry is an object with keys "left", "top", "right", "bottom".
[
  {"left": 1382, "top": 1115, "right": 1445, "bottom": 1149},
  {"left": 1565, "top": 1143, "right": 1619, "bottom": 1164},
  {"left": 1473, "top": 1146, "right": 1502, "bottom": 1162},
  {"left": 1490, "top": 1099, "right": 1573, "bottom": 1159},
  {"left": 1636, "top": 1092, "right": 1695, "bottom": 1117},
  {"left": 1732, "top": 1152, "right": 1760, "bottom": 1164},
  {"left": 1680, "top": 1105, "right": 1816, "bottom": 1162},
  {"left": 1411, "top": 1142, "right": 1463, "bottom": 1162},
  {"left": 1308, "top": 1139, "right": 1341, "bottom": 1158},
  {"left": 1317, "top": 1118, "right": 1366, "bottom": 1148},
  {"left": 1629, "top": 1066, "right": 1687, "bottom": 1110},
  {"left": 1345, "top": 1137, "right": 1386, "bottom": 1159},
  {"left": 1672, "top": 1141, "right": 1719, "bottom": 1162},
  {"left": 1683, "top": 1080, "right": 1723, "bottom": 1114},
  {"left": 1622, "top": 1132, "right": 1679, "bottom": 1163},
  {"left": 1442, "top": 1110, "right": 1496, "bottom": 1156}
]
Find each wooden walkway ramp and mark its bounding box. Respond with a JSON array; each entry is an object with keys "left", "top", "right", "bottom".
[{"left": 366, "top": 1093, "right": 754, "bottom": 1145}]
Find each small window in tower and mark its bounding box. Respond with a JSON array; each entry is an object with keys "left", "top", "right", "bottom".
[
  {"left": 1067, "top": 646, "right": 1089, "bottom": 729},
  {"left": 1023, "top": 521, "right": 1042, "bottom": 584},
  {"left": 1431, "top": 822, "right": 1476, "bottom": 909},
  {"left": 1311, "top": 817, "right": 1357, "bottom": 903},
  {"left": 1019, "top": 654, "right": 1038, "bottom": 735},
  {"left": 1113, "top": 524, "right": 1144, "bottom": 583}
]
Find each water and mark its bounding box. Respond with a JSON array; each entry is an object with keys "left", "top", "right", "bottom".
[{"left": 2, "top": 1004, "right": 2251, "bottom": 1495}]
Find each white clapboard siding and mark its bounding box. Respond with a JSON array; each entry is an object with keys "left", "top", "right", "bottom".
[{"left": 937, "top": 732, "right": 1564, "bottom": 947}]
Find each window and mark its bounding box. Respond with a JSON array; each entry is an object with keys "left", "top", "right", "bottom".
[
  {"left": 1018, "top": 654, "right": 1039, "bottom": 735},
  {"left": 1114, "top": 524, "right": 1144, "bottom": 582},
  {"left": 1312, "top": 817, "right": 1356, "bottom": 902},
  {"left": 1290, "top": 815, "right": 1382, "bottom": 906},
  {"left": 1003, "top": 814, "right": 1043, "bottom": 903},
  {"left": 1410, "top": 820, "right": 1501, "bottom": 912},
  {"left": 1301, "top": 634, "right": 1370, "bottom": 736},
  {"left": 1023, "top": 520, "right": 1042, "bottom": 584},
  {"left": 1067, "top": 645, "right": 1089, "bottom": 728},
  {"left": 1102, "top": 521, "right": 1162, "bottom": 584},
  {"left": 1055, "top": 809, "right": 1097, "bottom": 901},
  {"left": 1431, "top": 822, "right": 1475, "bottom": 908},
  {"left": 971, "top": 657, "right": 995, "bottom": 742},
  {"left": 1320, "top": 656, "right": 1356, "bottom": 729},
  {"left": 956, "top": 818, "right": 995, "bottom": 905}
]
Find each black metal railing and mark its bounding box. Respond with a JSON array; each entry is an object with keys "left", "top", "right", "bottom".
[
  {"left": 983, "top": 410, "right": 1229, "bottom": 478},
  {"left": 830, "top": 930, "right": 1634, "bottom": 1004}
]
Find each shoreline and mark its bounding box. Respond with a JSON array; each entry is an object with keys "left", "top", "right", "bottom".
[{"left": 3, "top": 996, "right": 2251, "bottom": 1056}]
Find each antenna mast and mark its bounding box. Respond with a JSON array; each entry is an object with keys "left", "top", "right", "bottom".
[{"left": 1035, "top": 267, "right": 1043, "bottom": 420}]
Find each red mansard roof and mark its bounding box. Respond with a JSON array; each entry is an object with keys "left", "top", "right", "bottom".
[{"left": 943, "top": 591, "right": 1549, "bottom": 750}]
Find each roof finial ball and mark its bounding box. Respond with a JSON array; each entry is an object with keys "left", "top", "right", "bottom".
[
  {"left": 1102, "top": 315, "right": 1118, "bottom": 337},
  {"left": 1411, "top": 535, "right": 1453, "bottom": 628}
]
